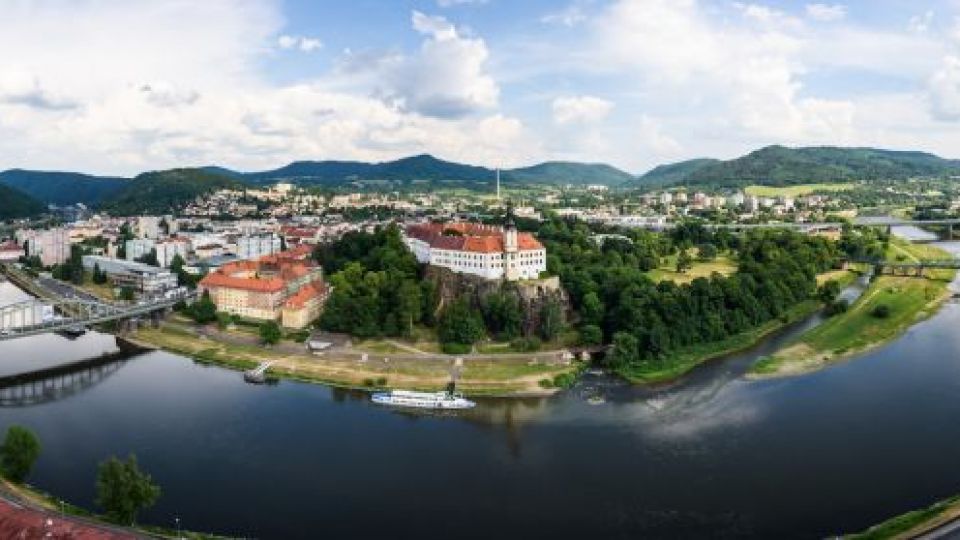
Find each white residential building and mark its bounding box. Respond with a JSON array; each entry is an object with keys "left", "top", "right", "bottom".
[
  {"left": 236, "top": 234, "right": 282, "bottom": 260},
  {"left": 404, "top": 221, "right": 546, "bottom": 281},
  {"left": 125, "top": 238, "right": 155, "bottom": 261},
  {"left": 22, "top": 228, "right": 70, "bottom": 266},
  {"left": 138, "top": 216, "right": 161, "bottom": 239},
  {"left": 155, "top": 238, "right": 190, "bottom": 267}
]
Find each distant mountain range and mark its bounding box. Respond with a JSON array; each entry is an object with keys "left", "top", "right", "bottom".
[
  {"left": 3, "top": 146, "right": 960, "bottom": 218},
  {"left": 207, "top": 154, "right": 635, "bottom": 188},
  {"left": 631, "top": 145, "right": 960, "bottom": 188}
]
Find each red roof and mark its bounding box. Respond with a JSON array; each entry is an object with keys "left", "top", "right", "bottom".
[
  {"left": 284, "top": 281, "right": 328, "bottom": 309},
  {"left": 405, "top": 223, "right": 543, "bottom": 253},
  {"left": 200, "top": 247, "right": 318, "bottom": 294},
  {"left": 0, "top": 241, "right": 23, "bottom": 252}
]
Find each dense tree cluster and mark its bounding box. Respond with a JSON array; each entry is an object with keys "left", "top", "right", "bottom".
[
  {"left": 317, "top": 225, "right": 434, "bottom": 338},
  {"left": 537, "top": 216, "right": 841, "bottom": 375}
]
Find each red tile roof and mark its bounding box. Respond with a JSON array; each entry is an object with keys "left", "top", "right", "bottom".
[
  {"left": 284, "top": 281, "right": 328, "bottom": 309},
  {"left": 405, "top": 223, "right": 543, "bottom": 253}
]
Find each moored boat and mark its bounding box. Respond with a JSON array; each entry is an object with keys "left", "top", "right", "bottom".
[{"left": 371, "top": 389, "right": 475, "bottom": 410}]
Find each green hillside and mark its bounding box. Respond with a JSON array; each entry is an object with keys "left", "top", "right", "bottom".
[
  {"left": 504, "top": 161, "right": 634, "bottom": 186},
  {"left": 0, "top": 170, "right": 127, "bottom": 206},
  {"left": 101, "top": 168, "right": 245, "bottom": 215},
  {"left": 665, "top": 146, "right": 960, "bottom": 188},
  {"left": 0, "top": 184, "right": 45, "bottom": 219},
  {"left": 632, "top": 158, "right": 719, "bottom": 187}
]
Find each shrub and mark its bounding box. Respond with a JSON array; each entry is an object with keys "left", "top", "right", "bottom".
[
  {"left": 871, "top": 304, "right": 891, "bottom": 319},
  {"left": 510, "top": 336, "right": 541, "bottom": 352},
  {"left": 538, "top": 378, "right": 553, "bottom": 389},
  {"left": 375, "top": 377, "right": 388, "bottom": 387},
  {"left": 363, "top": 378, "right": 375, "bottom": 387},
  {"left": 824, "top": 299, "right": 849, "bottom": 317},
  {"left": 441, "top": 342, "right": 472, "bottom": 354},
  {"left": 552, "top": 373, "right": 577, "bottom": 388}
]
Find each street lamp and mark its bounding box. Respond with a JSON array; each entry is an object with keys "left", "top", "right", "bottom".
[{"left": 175, "top": 516, "right": 181, "bottom": 539}]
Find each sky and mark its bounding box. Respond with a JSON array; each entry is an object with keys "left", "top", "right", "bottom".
[{"left": 1, "top": 0, "right": 960, "bottom": 176}]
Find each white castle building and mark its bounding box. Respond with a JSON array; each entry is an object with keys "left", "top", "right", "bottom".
[{"left": 403, "top": 221, "right": 546, "bottom": 281}]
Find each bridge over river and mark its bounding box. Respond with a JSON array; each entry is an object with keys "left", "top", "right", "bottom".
[{"left": 0, "top": 263, "right": 193, "bottom": 341}]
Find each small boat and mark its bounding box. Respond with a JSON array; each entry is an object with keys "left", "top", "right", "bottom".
[
  {"left": 57, "top": 325, "right": 87, "bottom": 338},
  {"left": 371, "top": 389, "right": 476, "bottom": 410}
]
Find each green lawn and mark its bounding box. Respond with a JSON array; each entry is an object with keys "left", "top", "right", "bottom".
[
  {"left": 648, "top": 252, "right": 736, "bottom": 284},
  {"left": 847, "top": 496, "right": 960, "bottom": 539},
  {"left": 744, "top": 183, "right": 855, "bottom": 197}
]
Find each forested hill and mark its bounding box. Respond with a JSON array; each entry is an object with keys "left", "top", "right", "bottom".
[
  {"left": 0, "top": 170, "right": 128, "bottom": 206},
  {"left": 0, "top": 184, "right": 45, "bottom": 219},
  {"left": 216, "top": 154, "right": 634, "bottom": 188},
  {"left": 99, "top": 168, "right": 244, "bottom": 215},
  {"left": 635, "top": 146, "right": 960, "bottom": 188},
  {"left": 631, "top": 158, "right": 718, "bottom": 187}
]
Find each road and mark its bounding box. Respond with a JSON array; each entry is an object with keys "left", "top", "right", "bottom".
[{"left": 0, "top": 483, "right": 144, "bottom": 539}]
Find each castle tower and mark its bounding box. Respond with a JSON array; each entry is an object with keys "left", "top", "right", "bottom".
[{"left": 503, "top": 213, "right": 519, "bottom": 281}]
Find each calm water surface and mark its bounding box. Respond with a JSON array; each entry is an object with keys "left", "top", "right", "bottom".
[{"left": 2, "top": 237, "right": 960, "bottom": 539}]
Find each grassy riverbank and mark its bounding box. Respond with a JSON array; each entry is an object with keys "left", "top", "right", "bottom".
[
  {"left": 846, "top": 495, "right": 960, "bottom": 539},
  {"left": 620, "top": 299, "right": 824, "bottom": 384},
  {"left": 127, "top": 324, "right": 578, "bottom": 397},
  {"left": 751, "top": 241, "right": 956, "bottom": 378}
]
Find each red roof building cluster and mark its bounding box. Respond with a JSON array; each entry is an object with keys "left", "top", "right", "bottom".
[{"left": 405, "top": 223, "right": 543, "bottom": 253}]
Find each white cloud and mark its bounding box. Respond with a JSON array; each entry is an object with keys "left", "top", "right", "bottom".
[
  {"left": 277, "top": 34, "right": 323, "bottom": 52},
  {"left": 929, "top": 55, "right": 960, "bottom": 121},
  {"left": 909, "top": 10, "right": 935, "bottom": 33},
  {"left": 541, "top": 4, "right": 588, "bottom": 27},
  {"left": 376, "top": 11, "right": 498, "bottom": 117},
  {"left": 552, "top": 95, "right": 614, "bottom": 124},
  {"left": 0, "top": 1, "right": 528, "bottom": 174},
  {"left": 805, "top": 4, "right": 846, "bottom": 22}
]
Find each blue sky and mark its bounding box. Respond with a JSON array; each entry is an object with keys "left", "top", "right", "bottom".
[{"left": 0, "top": 0, "right": 959, "bottom": 175}]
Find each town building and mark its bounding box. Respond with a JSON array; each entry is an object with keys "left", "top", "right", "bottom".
[
  {"left": 198, "top": 245, "right": 327, "bottom": 328},
  {"left": 81, "top": 255, "right": 178, "bottom": 296},
  {"left": 125, "top": 238, "right": 155, "bottom": 261},
  {"left": 0, "top": 241, "right": 24, "bottom": 261},
  {"left": 155, "top": 238, "right": 190, "bottom": 267},
  {"left": 403, "top": 221, "right": 546, "bottom": 281},
  {"left": 236, "top": 234, "right": 282, "bottom": 260},
  {"left": 137, "top": 216, "right": 162, "bottom": 239},
  {"left": 20, "top": 228, "right": 70, "bottom": 266}
]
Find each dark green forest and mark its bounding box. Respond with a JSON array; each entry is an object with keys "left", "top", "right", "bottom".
[{"left": 99, "top": 168, "right": 243, "bottom": 215}]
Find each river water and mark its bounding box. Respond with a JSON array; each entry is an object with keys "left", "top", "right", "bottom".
[{"left": 2, "top": 234, "right": 960, "bottom": 539}]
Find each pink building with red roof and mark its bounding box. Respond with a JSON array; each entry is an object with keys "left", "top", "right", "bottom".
[{"left": 404, "top": 221, "right": 546, "bottom": 281}]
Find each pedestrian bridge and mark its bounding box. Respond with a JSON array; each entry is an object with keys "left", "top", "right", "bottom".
[{"left": 0, "top": 295, "right": 188, "bottom": 341}]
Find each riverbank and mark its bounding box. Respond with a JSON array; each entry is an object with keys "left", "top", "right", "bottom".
[
  {"left": 619, "top": 299, "right": 824, "bottom": 384},
  {"left": 846, "top": 495, "right": 960, "bottom": 539},
  {"left": 0, "top": 478, "right": 225, "bottom": 539},
  {"left": 125, "top": 324, "right": 580, "bottom": 397},
  {"left": 750, "top": 241, "right": 956, "bottom": 379}
]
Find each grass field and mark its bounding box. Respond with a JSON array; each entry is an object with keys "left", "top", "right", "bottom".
[
  {"left": 744, "top": 183, "right": 856, "bottom": 197},
  {"left": 131, "top": 325, "right": 577, "bottom": 396},
  {"left": 847, "top": 496, "right": 960, "bottom": 539},
  {"left": 752, "top": 240, "right": 955, "bottom": 378},
  {"left": 647, "top": 251, "right": 737, "bottom": 284}
]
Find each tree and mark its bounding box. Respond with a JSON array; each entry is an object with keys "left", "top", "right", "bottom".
[
  {"left": 95, "top": 454, "right": 161, "bottom": 525},
  {"left": 190, "top": 291, "right": 217, "bottom": 324},
  {"left": 437, "top": 298, "right": 485, "bottom": 352},
  {"left": 135, "top": 249, "right": 159, "bottom": 267},
  {"left": 92, "top": 263, "right": 108, "bottom": 284},
  {"left": 579, "top": 324, "right": 602, "bottom": 346},
  {"left": 676, "top": 250, "right": 693, "bottom": 273},
  {"left": 871, "top": 304, "right": 891, "bottom": 319},
  {"left": 697, "top": 243, "right": 718, "bottom": 261},
  {"left": 606, "top": 332, "right": 639, "bottom": 368},
  {"left": 119, "top": 287, "right": 136, "bottom": 302},
  {"left": 0, "top": 426, "right": 41, "bottom": 483},
  {"left": 539, "top": 298, "right": 564, "bottom": 341},
  {"left": 259, "top": 320, "right": 282, "bottom": 345}
]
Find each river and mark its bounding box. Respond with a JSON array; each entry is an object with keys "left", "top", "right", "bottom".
[{"left": 2, "top": 236, "right": 960, "bottom": 538}]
